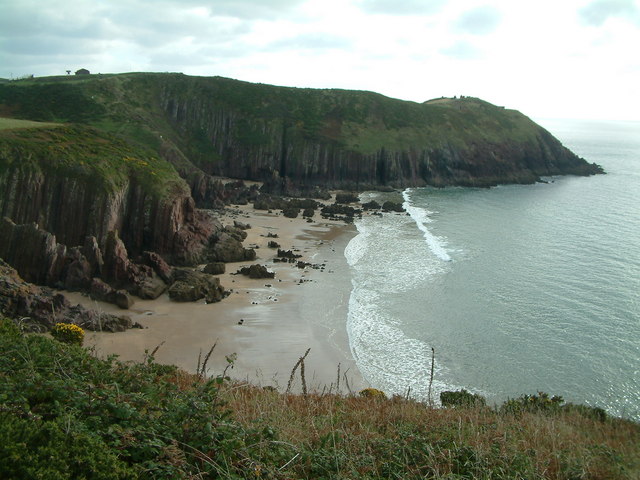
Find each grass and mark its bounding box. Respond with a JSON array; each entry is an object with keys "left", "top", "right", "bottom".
[
  {"left": 0, "top": 123, "right": 188, "bottom": 199},
  {"left": 0, "top": 116, "right": 62, "bottom": 130},
  {"left": 0, "top": 73, "right": 550, "bottom": 169},
  {"left": 1, "top": 317, "right": 638, "bottom": 479}
]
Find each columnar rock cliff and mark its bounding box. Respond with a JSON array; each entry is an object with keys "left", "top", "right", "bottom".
[
  {"left": 0, "top": 73, "right": 603, "bottom": 200},
  {"left": 0, "top": 125, "right": 218, "bottom": 264}
]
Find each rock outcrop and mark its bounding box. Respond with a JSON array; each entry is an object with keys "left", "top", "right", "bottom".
[
  {"left": 236, "top": 264, "right": 275, "bottom": 279},
  {"left": 0, "top": 219, "right": 169, "bottom": 307},
  {"left": 0, "top": 258, "right": 133, "bottom": 332},
  {"left": 0, "top": 125, "right": 220, "bottom": 265},
  {"left": 168, "top": 268, "right": 227, "bottom": 303}
]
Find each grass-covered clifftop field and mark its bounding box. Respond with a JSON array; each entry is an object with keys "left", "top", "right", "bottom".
[{"left": 1, "top": 318, "right": 637, "bottom": 479}]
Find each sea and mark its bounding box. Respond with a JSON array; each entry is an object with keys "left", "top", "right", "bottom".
[{"left": 344, "top": 119, "right": 640, "bottom": 420}]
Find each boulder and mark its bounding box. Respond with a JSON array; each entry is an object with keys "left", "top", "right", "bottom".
[
  {"left": 82, "top": 236, "right": 104, "bottom": 277},
  {"left": 89, "top": 277, "right": 116, "bottom": 303},
  {"left": 137, "top": 273, "right": 167, "bottom": 300},
  {"left": 203, "top": 262, "right": 226, "bottom": 275},
  {"left": 236, "top": 264, "right": 275, "bottom": 279},
  {"left": 63, "top": 247, "right": 93, "bottom": 291},
  {"left": 0, "top": 258, "right": 132, "bottom": 333},
  {"left": 210, "top": 232, "right": 256, "bottom": 262},
  {"left": 168, "top": 269, "right": 226, "bottom": 303},
  {"left": 114, "top": 290, "right": 135, "bottom": 309},
  {"left": 142, "top": 251, "right": 173, "bottom": 283},
  {"left": 234, "top": 220, "right": 251, "bottom": 230}
]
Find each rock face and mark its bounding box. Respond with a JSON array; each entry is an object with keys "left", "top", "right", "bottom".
[
  {"left": 0, "top": 126, "right": 220, "bottom": 265},
  {"left": 0, "top": 219, "right": 168, "bottom": 308},
  {"left": 153, "top": 76, "right": 603, "bottom": 189},
  {"left": 0, "top": 258, "right": 133, "bottom": 332}
]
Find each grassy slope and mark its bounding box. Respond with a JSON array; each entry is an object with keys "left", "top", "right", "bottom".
[
  {"left": 0, "top": 73, "right": 548, "bottom": 167},
  {"left": 1, "top": 318, "right": 638, "bottom": 479},
  {"left": 0, "top": 120, "right": 188, "bottom": 199}
]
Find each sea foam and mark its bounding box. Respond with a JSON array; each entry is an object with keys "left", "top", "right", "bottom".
[{"left": 402, "top": 189, "right": 452, "bottom": 262}]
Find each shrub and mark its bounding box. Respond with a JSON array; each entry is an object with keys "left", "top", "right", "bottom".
[
  {"left": 440, "top": 389, "right": 486, "bottom": 408},
  {"left": 359, "top": 388, "right": 387, "bottom": 399},
  {"left": 50, "top": 322, "right": 84, "bottom": 346},
  {"left": 501, "top": 391, "right": 564, "bottom": 415}
]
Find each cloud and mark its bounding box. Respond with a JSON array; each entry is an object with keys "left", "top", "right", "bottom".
[
  {"left": 268, "top": 33, "right": 352, "bottom": 52},
  {"left": 440, "top": 41, "right": 481, "bottom": 60},
  {"left": 358, "top": 0, "right": 446, "bottom": 15},
  {"left": 579, "top": 0, "right": 640, "bottom": 26},
  {"left": 455, "top": 6, "right": 502, "bottom": 35}
]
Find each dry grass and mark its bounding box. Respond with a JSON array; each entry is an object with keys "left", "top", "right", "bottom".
[{"left": 220, "top": 382, "right": 640, "bottom": 479}]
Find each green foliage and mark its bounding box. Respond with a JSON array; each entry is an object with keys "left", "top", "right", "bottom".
[
  {"left": 359, "top": 387, "right": 387, "bottom": 399},
  {"left": 501, "top": 391, "right": 565, "bottom": 415},
  {"left": 0, "top": 318, "right": 285, "bottom": 478},
  {"left": 0, "top": 83, "right": 106, "bottom": 122},
  {"left": 440, "top": 389, "right": 487, "bottom": 408},
  {"left": 0, "top": 124, "right": 186, "bottom": 199},
  {"left": 50, "top": 322, "right": 85, "bottom": 346},
  {"left": 1, "top": 316, "right": 637, "bottom": 479}
]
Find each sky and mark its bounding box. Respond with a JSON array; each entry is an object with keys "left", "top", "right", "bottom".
[{"left": 0, "top": 0, "right": 638, "bottom": 121}]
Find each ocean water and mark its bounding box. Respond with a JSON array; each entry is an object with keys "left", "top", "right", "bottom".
[{"left": 345, "top": 119, "right": 640, "bottom": 420}]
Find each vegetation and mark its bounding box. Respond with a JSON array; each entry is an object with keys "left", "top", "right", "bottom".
[
  {"left": 50, "top": 322, "right": 85, "bottom": 346},
  {"left": 0, "top": 122, "right": 188, "bottom": 198},
  {"left": 1, "top": 317, "right": 638, "bottom": 479},
  {"left": 0, "top": 73, "right": 550, "bottom": 179}
]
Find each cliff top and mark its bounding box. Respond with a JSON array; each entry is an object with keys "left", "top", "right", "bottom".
[
  {"left": 0, "top": 116, "right": 62, "bottom": 130},
  {"left": 0, "top": 124, "right": 188, "bottom": 198}
]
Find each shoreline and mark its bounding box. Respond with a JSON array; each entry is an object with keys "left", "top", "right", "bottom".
[{"left": 66, "top": 204, "right": 368, "bottom": 394}]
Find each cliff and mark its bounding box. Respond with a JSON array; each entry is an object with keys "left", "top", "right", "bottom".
[
  {"left": 0, "top": 73, "right": 603, "bottom": 199},
  {"left": 0, "top": 124, "right": 217, "bottom": 264}
]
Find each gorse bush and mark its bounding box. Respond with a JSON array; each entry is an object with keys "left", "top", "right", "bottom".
[
  {"left": 440, "top": 389, "right": 487, "bottom": 408},
  {"left": 50, "top": 322, "right": 84, "bottom": 346}
]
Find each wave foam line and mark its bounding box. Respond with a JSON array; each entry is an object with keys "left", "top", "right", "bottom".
[{"left": 402, "top": 189, "right": 452, "bottom": 262}]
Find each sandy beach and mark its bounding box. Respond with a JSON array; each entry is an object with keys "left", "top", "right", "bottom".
[{"left": 65, "top": 203, "right": 368, "bottom": 394}]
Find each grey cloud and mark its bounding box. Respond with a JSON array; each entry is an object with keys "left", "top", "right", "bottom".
[
  {"left": 579, "top": 0, "right": 640, "bottom": 26},
  {"left": 147, "top": 0, "right": 305, "bottom": 20},
  {"left": 440, "top": 41, "right": 480, "bottom": 60},
  {"left": 358, "top": 0, "right": 446, "bottom": 15},
  {"left": 455, "top": 6, "right": 502, "bottom": 35}
]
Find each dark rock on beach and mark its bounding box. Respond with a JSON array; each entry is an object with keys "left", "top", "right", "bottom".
[
  {"left": 0, "top": 258, "right": 132, "bottom": 332},
  {"left": 236, "top": 264, "right": 275, "bottom": 279},
  {"left": 168, "top": 268, "right": 227, "bottom": 303}
]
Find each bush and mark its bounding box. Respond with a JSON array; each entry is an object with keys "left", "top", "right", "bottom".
[
  {"left": 359, "top": 388, "right": 387, "bottom": 399},
  {"left": 0, "top": 317, "right": 283, "bottom": 478},
  {"left": 50, "top": 322, "right": 84, "bottom": 346},
  {"left": 501, "top": 391, "right": 564, "bottom": 415},
  {"left": 440, "top": 389, "right": 486, "bottom": 408}
]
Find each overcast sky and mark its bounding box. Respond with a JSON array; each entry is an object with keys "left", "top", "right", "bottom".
[{"left": 1, "top": 0, "right": 638, "bottom": 120}]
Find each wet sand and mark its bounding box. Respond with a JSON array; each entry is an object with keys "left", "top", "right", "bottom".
[{"left": 67, "top": 205, "right": 368, "bottom": 394}]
